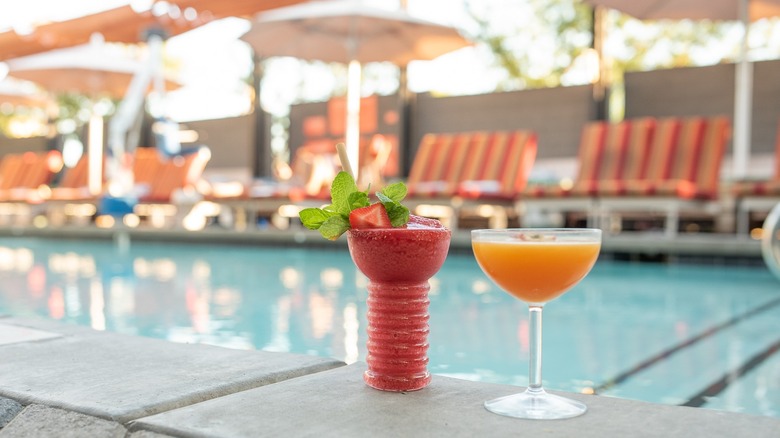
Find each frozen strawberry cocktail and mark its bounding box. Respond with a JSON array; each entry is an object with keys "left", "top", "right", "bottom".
[
  {"left": 348, "top": 215, "right": 449, "bottom": 283},
  {"left": 348, "top": 216, "right": 450, "bottom": 391},
  {"left": 300, "top": 172, "right": 451, "bottom": 391}
]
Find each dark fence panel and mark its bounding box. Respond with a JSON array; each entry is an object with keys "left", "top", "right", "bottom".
[
  {"left": 187, "top": 114, "right": 255, "bottom": 171},
  {"left": 410, "top": 85, "right": 596, "bottom": 161},
  {"left": 624, "top": 59, "right": 780, "bottom": 155},
  {"left": 0, "top": 135, "right": 49, "bottom": 156}
]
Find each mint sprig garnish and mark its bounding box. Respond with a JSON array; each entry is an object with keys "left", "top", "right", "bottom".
[
  {"left": 299, "top": 171, "right": 410, "bottom": 240},
  {"left": 330, "top": 171, "right": 361, "bottom": 216},
  {"left": 375, "top": 182, "right": 410, "bottom": 227}
]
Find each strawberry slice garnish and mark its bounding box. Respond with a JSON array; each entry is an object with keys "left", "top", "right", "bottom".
[{"left": 349, "top": 203, "right": 392, "bottom": 229}]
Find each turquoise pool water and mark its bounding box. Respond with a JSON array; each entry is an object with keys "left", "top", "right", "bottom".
[{"left": 0, "top": 236, "right": 778, "bottom": 418}]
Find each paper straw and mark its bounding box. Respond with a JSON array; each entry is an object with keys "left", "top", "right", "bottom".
[{"left": 336, "top": 142, "right": 354, "bottom": 179}]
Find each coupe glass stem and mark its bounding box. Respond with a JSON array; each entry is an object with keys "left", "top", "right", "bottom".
[{"left": 527, "top": 305, "right": 544, "bottom": 395}]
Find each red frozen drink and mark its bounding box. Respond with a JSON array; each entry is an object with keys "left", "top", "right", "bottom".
[
  {"left": 298, "top": 172, "right": 451, "bottom": 391},
  {"left": 347, "top": 216, "right": 450, "bottom": 391}
]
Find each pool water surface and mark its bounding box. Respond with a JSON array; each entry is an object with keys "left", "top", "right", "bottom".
[{"left": 0, "top": 236, "right": 777, "bottom": 419}]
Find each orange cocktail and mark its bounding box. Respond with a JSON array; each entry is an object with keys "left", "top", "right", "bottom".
[
  {"left": 471, "top": 228, "right": 601, "bottom": 420},
  {"left": 472, "top": 239, "right": 600, "bottom": 304}
]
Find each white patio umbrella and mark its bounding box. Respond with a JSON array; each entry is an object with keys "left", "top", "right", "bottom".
[
  {"left": 585, "top": 0, "right": 780, "bottom": 179},
  {"left": 5, "top": 41, "right": 180, "bottom": 196},
  {"left": 0, "top": 78, "right": 49, "bottom": 107},
  {"left": 240, "top": 0, "right": 471, "bottom": 180},
  {"left": 5, "top": 42, "right": 178, "bottom": 98}
]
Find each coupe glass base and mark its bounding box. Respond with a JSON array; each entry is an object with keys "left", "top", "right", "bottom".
[{"left": 484, "top": 389, "right": 587, "bottom": 420}]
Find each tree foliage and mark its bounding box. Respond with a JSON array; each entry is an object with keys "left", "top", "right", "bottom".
[{"left": 463, "top": 0, "right": 741, "bottom": 91}]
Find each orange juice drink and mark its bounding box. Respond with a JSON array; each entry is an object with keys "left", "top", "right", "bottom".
[{"left": 472, "top": 239, "right": 600, "bottom": 304}]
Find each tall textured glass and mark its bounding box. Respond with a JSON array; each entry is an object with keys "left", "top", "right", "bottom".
[
  {"left": 347, "top": 221, "right": 450, "bottom": 391},
  {"left": 472, "top": 228, "right": 601, "bottom": 419}
]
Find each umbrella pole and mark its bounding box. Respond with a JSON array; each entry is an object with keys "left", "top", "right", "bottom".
[
  {"left": 346, "top": 59, "right": 362, "bottom": 183},
  {"left": 87, "top": 114, "right": 104, "bottom": 196},
  {"left": 732, "top": 0, "right": 752, "bottom": 180}
]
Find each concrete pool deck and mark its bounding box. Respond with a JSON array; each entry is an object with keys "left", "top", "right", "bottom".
[{"left": 1, "top": 317, "right": 778, "bottom": 437}]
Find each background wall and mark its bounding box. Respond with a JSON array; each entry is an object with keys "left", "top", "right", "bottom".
[
  {"left": 411, "top": 85, "right": 596, "bottom": 161},
  {"left": 624, "top": 59, "right": 780, "bottom": 158},
  {"left": 0, "top": 135, "right": 48, "bottom": 155},
  {"left": 186, "top": 114, "right": 257, "bottom": 183}
]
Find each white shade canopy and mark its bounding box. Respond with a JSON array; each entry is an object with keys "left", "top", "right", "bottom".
[
  {"left": 240, "top": 0, "right": 471, "bottom": 65},
  {"left": 585, "top": 0, "right": 780, "bottom": 21},
  {"left": 5, "top": 42, "right": 179, "bottom": 98}
]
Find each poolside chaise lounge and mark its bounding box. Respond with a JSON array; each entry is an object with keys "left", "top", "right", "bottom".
[
  {"left": 211, "top": 130, "right": 536, "bottom": 231},
  {"left": 520, "top": 117, "right": 656, "bottom": 228},
  {"left": 404, "top": 130, "right": 537, "bottom": 229},
  {"left": 38, "top": 146, "right": 211, "bottom": 227},
  {"left": 38, "top": 154, "right": 101, "bottom": 225},
  {"left": 132, "top": 145, "right": 213, "bottom": 228},
  {"left": 207, "top": 134, "right": 397, "bottom": 230},
  {"left": 205, "top": 138, "right": 340, "bottom": 230},
  {"left": 596, "top": 115, "right": 732, "bottom": 236},
  {"left": 0, "top": 151, "right": 63, "bottom": 201},
  {"left": 732, "top": 119, "right": 780, "bottom": 235},
  {"left": 0, "top": 151, "right": 64, "bottom": 225}
]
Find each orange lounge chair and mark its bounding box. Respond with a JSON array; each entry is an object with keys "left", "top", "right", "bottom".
[
  {"left": 139, "top": 150, "right": 211, "bottom": 203},
  {"left": 520, "top": 120, "right": 617, "bottom": 227},
  {"left": 405, "top": 130, "right": 537, "bottom": 229},
  {"left": 406, "top": 132, "right": 465, "bottom": 198},
  {"left": 733, "top": 119, "right": 780, "bottom": 235},
  {"left": 598, "top": 116, "right": 731, "bottom": 236},
  {"left": 39, "top": 155, "right": 102, "bottom": 225},
  {"left": 0, "top": 154, "right": 24, "bottom": 191},
  {"left": 0, "top": 151, "right": 63, "bottom": 203},
  {"left": 524, "top": 121, "right": 608, "bottom": 199},
  {"left": 0, "top": 150, "right": 63, "bottom": 225},
  {"left": 589, "top": 117, "right": 657, "bottom": 197},
  {"left": 204, "top": 138, "right": 344, "bottom": 230},
  {"left": 234, "top": 134, "right": 390, "bottom": 202},
  {"left": 456, "top": 130, "right": 538, "bottom": 201},
  {"left": 452, "top": 131, "right": 537, "bottom": 228},
  {"left": 133, "top": 145, "right": 212, "bottom": 228},
  {"left": 46, "top": 154, "right": 96, "bottom": 201},
  {"left": 44, "top": 147, "right": 162, "bottom": 224},
  {"left": 41, "top": 146, "right": 211, "bottom": 227}
]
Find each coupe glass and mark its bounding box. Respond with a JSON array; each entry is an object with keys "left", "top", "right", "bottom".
[{"left": 471, "top": 228, "right": 601, "bottom": 419}]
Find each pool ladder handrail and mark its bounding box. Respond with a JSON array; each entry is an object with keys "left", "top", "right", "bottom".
[{"left": 761, "top": 202, "right": 780, "bottom": 281}]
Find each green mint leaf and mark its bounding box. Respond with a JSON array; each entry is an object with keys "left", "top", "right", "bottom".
[
  {"left": 319, "top": 215, "right": 350, "bottom": 240},
  {"left": 348, "top": 191, "right": 370, "bottom": 211},
  {"left": 299, "top": 207, "right": 330, "bottom": 230},
  {"left": 379, "top": 182, "right": 407, "bottom": 203},
  {"left": 303, "top": 177, "right": 412, "bottom": 240},
  {"left": 383, "top": 202, "right": 410, "bottom": 228},
  {"left": 375, "top": 191, "right": 392, "bottom": 204},
  {"left": 330, "top": 171, "right": 359, "bottom": 216}
]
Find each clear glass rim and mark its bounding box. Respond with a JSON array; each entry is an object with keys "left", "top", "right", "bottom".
[
  {"left": 471, "top": 228, "right": 602, "bottom": 243},
  {"left": 471, "top": 228, "right": 600, "bottom": 233},
  {"left": 471, "top": 228, "right": 602, "bottom": 238}
]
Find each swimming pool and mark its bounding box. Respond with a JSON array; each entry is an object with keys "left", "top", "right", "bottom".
[{"left": 0, "top": 236, "right": 778, "bottom": 419}]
